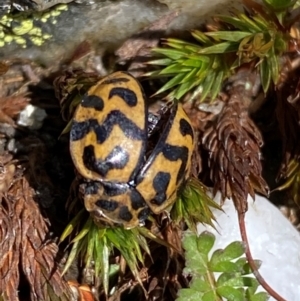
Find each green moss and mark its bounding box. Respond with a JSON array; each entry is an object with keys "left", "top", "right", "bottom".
[{"left": 0, "top": 4, "right": 68, "bottom": 48}]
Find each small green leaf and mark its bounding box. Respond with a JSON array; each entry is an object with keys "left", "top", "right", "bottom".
[
  {"left": 238, "top": 13, "right": 263, "bottom": 32},
  {"left": 190, "top": 278, "right": 211, "bottom": 292},
  {"left": 176, "top": 288, "right": 203, "bottom": 301},
  {"left": 152, "top": 48, "right": 186, "bottom": 60},
  {"left": 262, "top": 0, "right": 296, "bottom": 10},
  {"left": 236, "top": 258, "right": 262, "bottom": 275},
  {"left": 210, "top": 70, "right": 224, "bottom": 100},
  {"left": 135, "top": 229, "right": 151, "bottom": 255},
  {"left": 216, "top": 15, "right": 253, "bottom": 32},
  {"left": 260, "top": 58, "right": 271, "bottom": 93},
  {"left": 210, "top": 249, "right": 228, "bottom": 269},
  {"left": 268, "top": 47, "right": 279, "bottom": 84},
  {"left": 199, "top": 42, "right": 239, "bottom": 54},
  {"left": 212, "top": 261, "right": 240, "bottom": 273},
  {"left": 217, "top": 286, "right": 245, "bottom": 301},
  {"left": 181, "top": 59, "right": 203, "bottom": 67},
  {"left": 222, "top": 241, "right": 245, "bottom": 260},
  {"left": 203, "top": 290, "right": 218, "bottom": 301},
  {"left": 188, "top": 54, "right": 211, "bottom": 63},
  {"left": 241, "top": 277, "right": 259, "bottom": 288},
  {"left": 252, "top": 15, "right": 271, "bottom": 31},
  {"left": 59, "top": 209, "right": 85, "bottom": 242},
  {"left": 182, "top": 234, "right": 209, "bottom": 275},
  {"left": 218, "top": 274, "right": 258, "bottom": 288},
  {"left": 209, "top": 242, "right": 245, "bottom": 270},
  {"left": 173, "top": 79, "right": 197, "bottom": 99},
  {"left": 218, "top": 275, "right": 245, "bottom": 287},
  {"left": 59, "top": 119, "right": 72, "bottom": 137},
  {"left": 197, "top": 231, "right": 216, "bottom": 255},
  {"left": 248, "top": 291, "right": 270, "bottom": 301},
  {"left": 217, "top": 272, "right": 239, "bottom": 285},
  {"left": 154, "top": 72, "right": 186, "bottom": 95},
  {"left": 147, "top": 58, "right": 173, "bottom": 66},
  {"left": 181, "top": 68, "right": 199, "bottom": 83},
  {"left": 71, "top": 218, "right": 92, "bottom": 242},
  {"left": 159, "top": 63, "right": 191, "bottom": 74},
  {"left": 200, "top": 72, "right": 215, "bottom": 101},
  {"left": 205, "top": 31, "right": 252, "bottom": 42},
  {"left": 102, "top": 237, "right": 110, "bottom": 296},
  {"left": 191, "top": 29, "right": 212, "bottom": 44},
  {"left": 94, "top": 233, "right": 103, "bottom": 276},
  {"left": 235, "top": 258, "right": 247, "bottom": 271},
  {"left": 61, "top": 240, "right": 81, "bottom": 275},
  {"left": 165, "top": 38, "right": 201, "bottom": 52},
  {"left": 85, "top": 226, "right": 96, "bottom": 266}
]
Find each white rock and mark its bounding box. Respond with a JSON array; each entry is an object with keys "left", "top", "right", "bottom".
[
  {"left": 197, "top": 194, "right": 300, "bottom": 301},
  {"left": 17, "top": 104, "right": 47, "bottom": 130}
]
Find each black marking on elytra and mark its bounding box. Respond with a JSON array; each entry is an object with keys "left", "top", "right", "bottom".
[
  {"left": 151, "top": 172, "right": 171, "bottom": 205},
  {"left": 72, "top": 110, "right": 146, "bottom": 181},
  {"left": 84, "top": 182, "right": 101, "bottom": 195},
  {"left": 119, "top": 206, "right": 133, "bottom": 222},
  {"left": 102, "top": 182, "right": 129, "bottom": 196},
  {"left": 95, "top": 199, "right": 118, "bottom": 212},
  {"left": 109, "top": 87, "right": 138, "bottom": 107},
  {"left": 101, "top": 77, "right": 130, "bottom": 85},
  {"left": 179, "top": 118, "right": 194, "bottom": 139},
  {"left": 70, "top": 120, "right": 91, "bottom": 141},
  {"left": 138, "top": 207, "right": 150, "bottom": 222},
  {"left": 130, "top": 189, "right": 147, "bottom": 210},
  {"left": 71, "top": 110, "right": 145, "bottom": 144},
  {"left": 81, "top": 94, "right": 104, "bottom": 111},
  {"left": 83, "top": 145, "right": 129, "bottom": 177},
  {"left": 162, "top": 144, "right": 189, "bottom": 184},
  {"left": 106, "top": 111, "right": 145, "bottom": 139}
]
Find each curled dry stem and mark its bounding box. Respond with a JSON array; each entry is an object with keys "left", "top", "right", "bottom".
[{"left": 238, "top": 211, "right": 287, "bottom": 301}]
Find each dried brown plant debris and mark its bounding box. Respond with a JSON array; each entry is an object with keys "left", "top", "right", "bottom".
[
  {"left": 202, "top": 93, "right": 269, "bottom": 213},
  {"left": 0, "top": 59, "right": 45, "bottom": 99},
  {"left": 54, "top": 69, "right": 100, "bottom": 122},
  {"left": 0, "top": 153, "right": 16, "bottom": 193},
  {"left": 0, "top": 94, "right": 29, "bottom": 126},
  {"left": 276, "top": 96, "right": 300, "bottom": 170},
  {"left": 0, "top": 166, "right": 73, "bottom": 301},
  {"left": 183, "top": 92, "right": 231, "bottom": 179},
  {"left": 0, "top": 61, "right": 9, "bottom": 76},
  {"left": 276, "top": 58, "right": 300, "bottom": 167},
  {"left": 63, "top": 41, "right": 93, "bottom": 66},
  {"left": 115, "top": 10, "right": 179, "bottom": 77}
]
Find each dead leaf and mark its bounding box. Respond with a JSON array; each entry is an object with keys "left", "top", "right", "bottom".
[
  {"left": 0, "top": 95, "right": 29, "bottom": 126},
  {"left": 115, "top": 10, "right": 179, "bottom": 77}
]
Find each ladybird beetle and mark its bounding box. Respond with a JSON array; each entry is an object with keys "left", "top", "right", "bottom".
[{"left": 70, "top": 71, "right": 194, "bottom": 228}]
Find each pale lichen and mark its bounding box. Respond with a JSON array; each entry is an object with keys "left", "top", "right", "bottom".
[{"left": 0, "top": 4, "right": 68, "bottom": 48}]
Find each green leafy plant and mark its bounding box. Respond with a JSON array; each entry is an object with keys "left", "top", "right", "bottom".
[
  {"left": 171, "top": 177, "right": 222, "bottom": 232},
  {"left": 146, "top": 0, "right": 298, "bottom": 101},
  {"left": 60, "top": 211, "right": 151, "bottom": 295},
  {"left": 178, "top": 232, "right": 269, "bottom": 301}
]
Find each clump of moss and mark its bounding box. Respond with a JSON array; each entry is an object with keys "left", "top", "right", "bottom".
[{"left": 0, "top": 4, "right": 68, "bottom": 48}]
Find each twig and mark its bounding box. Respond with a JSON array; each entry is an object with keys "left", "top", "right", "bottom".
[{"left": 238, "top": 211, "right": 288, "bottom": 301}]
